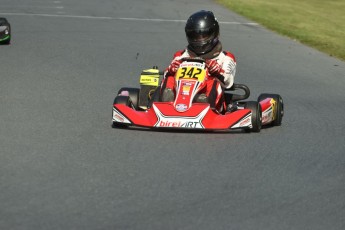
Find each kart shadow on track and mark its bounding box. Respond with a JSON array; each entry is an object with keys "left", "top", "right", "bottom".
[{"left": 110, "top": 122, "right": 249, "bottom": 134}]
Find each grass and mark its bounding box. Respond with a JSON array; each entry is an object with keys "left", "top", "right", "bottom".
[{"left": 217, "top": 0, "right": 345, "bottom": 61}]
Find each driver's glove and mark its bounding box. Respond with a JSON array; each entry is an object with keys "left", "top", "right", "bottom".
[
  {"left": 167, "top": 59, "right": 183, "bottom": 75},
  {"left": 206, "top": 59, "right": 225, "bottom": 83},
  {"left": 206, "top": 59, "right": 222, "bottom": 75}
]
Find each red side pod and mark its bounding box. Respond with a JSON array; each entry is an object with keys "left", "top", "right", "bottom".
[
  {"left": 260, "top": 98, "right": 274, "bottom": 125},
  {"left": 260, "top": 98, "right": 272, "bottom": 111},
  {"left": 201, "top": 109, "right": 251, "bottom": 129}
]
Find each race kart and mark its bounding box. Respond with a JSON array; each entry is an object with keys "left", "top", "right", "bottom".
[
  {"left": 0, "top": 17, "right": 11, "bottom": 45},
  {"left": 112, "top": 58, "right": 283, "bottom": 132}
]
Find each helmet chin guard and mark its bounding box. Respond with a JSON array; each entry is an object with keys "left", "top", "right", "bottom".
[{"left": 187, "top": 41, "right": 223, "bottom": 60}]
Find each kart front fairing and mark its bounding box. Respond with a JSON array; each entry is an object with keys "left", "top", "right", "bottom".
[{"left": 113, "top": 102, "right": 253, "bottom": 130}]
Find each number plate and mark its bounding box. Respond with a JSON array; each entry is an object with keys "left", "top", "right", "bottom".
[{"left": 175, "top": 62, "right": 206, "bottom": 82}]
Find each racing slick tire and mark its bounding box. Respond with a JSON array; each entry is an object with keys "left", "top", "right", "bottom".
[
  {"left": 258, "top": 93, "right": 284, "bottom": 126},
  {"left": 117, "top": 87, "right": 140, "bottom": 110},
  {"left": 112, "top": 95, "right": 131, "bottom": 128},
  {"left": 244, "top": 101, "right": 262, "bottom": 132},
  {"left": 113, "top": 95, "right": 131, "bottom": 107}
]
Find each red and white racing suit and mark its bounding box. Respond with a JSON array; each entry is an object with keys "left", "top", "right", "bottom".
[{"left": 161, "top": 48, "right": 236, "bottom": 111}]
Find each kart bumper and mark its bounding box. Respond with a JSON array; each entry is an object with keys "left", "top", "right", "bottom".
[{"left": 113, "top": 102, "right": 253, "bottom": 131}]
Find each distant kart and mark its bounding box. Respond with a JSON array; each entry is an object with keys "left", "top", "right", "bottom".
[
  {"left": 112, "top": 58, "right": 283, "bottom": 132},
  {"left": 0, "top": 17, "right": 11, "bottom": 45}
]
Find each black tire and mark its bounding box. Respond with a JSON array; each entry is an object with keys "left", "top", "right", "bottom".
[
  {"left": 244, "top": 101, "right": 262, "bottom": 132},
  {"left": 113, "top": 95, "right": 131, "bottom": 106},
  {"left": 258, "top": 93, "right": 284, "bottom": 126},
  {"left": 117, "top": 87, "right": 140, "bottom": 110}
]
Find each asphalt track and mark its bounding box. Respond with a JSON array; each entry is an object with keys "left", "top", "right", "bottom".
[{"left": 1, "top": 0, "right": 344, "bottom": 229}]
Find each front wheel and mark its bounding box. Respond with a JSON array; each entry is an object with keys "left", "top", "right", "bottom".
[
  {"left": 244, "top": 101, "right": 262, "bottom": 132},
  {"left": 113, "top": 95, "right": 131, "bottom": 107},
  {"left": 117, "top": 87, "right": 140, "bottom": 110}
]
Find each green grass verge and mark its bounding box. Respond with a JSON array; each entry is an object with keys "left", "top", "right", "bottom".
[{"left": 217, "top": 0, "right": 345, "bottom": 61}]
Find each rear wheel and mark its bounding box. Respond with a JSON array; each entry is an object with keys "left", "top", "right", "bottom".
[
  {"left": 258, "top": 94, "right": 284, "bottom": 126},
  {"left": 244, "top": 101, "right": 262, "bottom": 132}
]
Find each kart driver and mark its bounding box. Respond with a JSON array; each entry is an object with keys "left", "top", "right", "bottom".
[{"left": 160, "top": 10, "right": 237, "bottom": 112}]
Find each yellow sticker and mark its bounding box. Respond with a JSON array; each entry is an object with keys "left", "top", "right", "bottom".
[
  {"left": 140, "top": 75, "right": 159, "bottom": 86},
  {"left": 175, "top": 64, "right": 206, "bottom": 82},
  {"left": 270, "top": 98, "right": 277, "bottom": 120}
]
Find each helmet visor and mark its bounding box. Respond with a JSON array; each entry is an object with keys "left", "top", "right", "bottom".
[
  {"left": 186, "top": 29, "right": 217, "bottom": 54},
  {"left": 186, "top": 28, "right": 214, "bottom": 43}
]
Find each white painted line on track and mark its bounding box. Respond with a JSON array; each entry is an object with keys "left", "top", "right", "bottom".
[
  {"left": 119, "top": 17, "right": 258, "bottom": 25},
  {"left": 0, "top": 6, "right": 64, "bottom": 9},
  {"left": 0, "top": 12, "right": 259, "bottom": 25}
]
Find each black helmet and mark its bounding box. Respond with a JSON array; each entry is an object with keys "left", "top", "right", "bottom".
[{"left": 185, "top": 10, "right": 220, "bottom": 55}]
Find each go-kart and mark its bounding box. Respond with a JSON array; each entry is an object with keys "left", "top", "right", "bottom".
[
  {"left": 112, "top": 58, "right": 283, "bottom": 132},
  {"left": 0, "top": 18, "right": 11, "bottom": 45}
]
